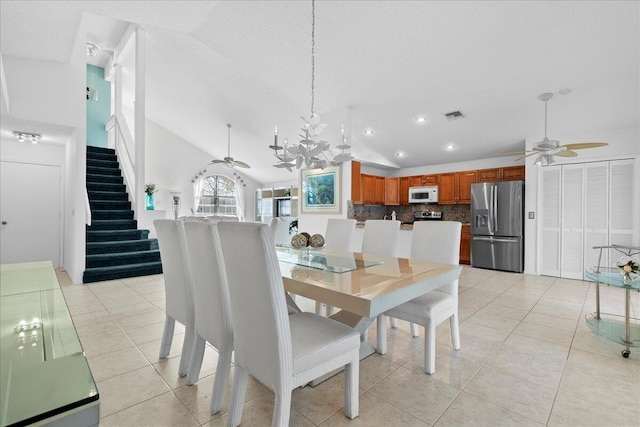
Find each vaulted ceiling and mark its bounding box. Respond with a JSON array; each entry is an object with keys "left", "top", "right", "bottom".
[{"left": 1, "top": 1, "right": 638, "bottom": 184}]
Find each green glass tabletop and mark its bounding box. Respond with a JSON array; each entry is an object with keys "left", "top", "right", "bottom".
[{"left": 276, "top": 247, "right": 384, "bottom": 273}]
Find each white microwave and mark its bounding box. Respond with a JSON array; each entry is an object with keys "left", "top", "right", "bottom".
[{"left": 409, "top": 186, "right": 438, "bottom": 204}]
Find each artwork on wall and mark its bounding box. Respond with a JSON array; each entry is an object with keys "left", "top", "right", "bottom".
[{"left": 301, "top": 166, "right": 341, "bottom": 214}]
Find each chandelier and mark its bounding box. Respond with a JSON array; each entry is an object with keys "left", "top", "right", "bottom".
[{"left": 270, "top": 0, "right": 353, "bottom": 172}]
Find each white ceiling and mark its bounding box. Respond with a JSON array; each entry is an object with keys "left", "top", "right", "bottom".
[{"left": 1, "top": 1, "right": 638, "bottom": 184}]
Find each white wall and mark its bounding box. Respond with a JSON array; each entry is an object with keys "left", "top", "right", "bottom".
[
  {"left": 144, "top": 118, "right": 261, "bottom": 224},
  {"left": 524, "top": 123, "right": 640, "bottom": 275}
]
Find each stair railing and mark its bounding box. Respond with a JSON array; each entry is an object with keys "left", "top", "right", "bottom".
[{"left": 106, "top": 113, "right": 137, "bottom": 209}]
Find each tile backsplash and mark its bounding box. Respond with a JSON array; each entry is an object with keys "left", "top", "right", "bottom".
[{"left": 349, "top": 202, "right": 471, "bottom": 224}]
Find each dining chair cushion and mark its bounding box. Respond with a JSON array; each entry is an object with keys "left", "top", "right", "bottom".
[{"left": 384, "top": 291, "right": 455, "bottom": 323}]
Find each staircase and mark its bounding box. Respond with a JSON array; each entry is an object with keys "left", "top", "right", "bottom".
[{"left": 83, "top": 146, "right": 162, "bottom": 283}]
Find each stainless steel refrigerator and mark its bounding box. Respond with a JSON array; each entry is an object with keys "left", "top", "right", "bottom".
[{"left": 471, "top": 180, "right": 524, "bottom": 273}]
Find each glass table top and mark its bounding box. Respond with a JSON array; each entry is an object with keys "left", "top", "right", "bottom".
[
  {"left": 1, "top": 262, "right": 98, "bottom": 427},
  {"left": 585, "top": 267, "right": 640, "bottom": 290},
  {"left": 276, "top": 246, "right": 384, "bottom": 273}
]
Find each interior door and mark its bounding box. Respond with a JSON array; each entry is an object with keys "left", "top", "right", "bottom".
[
  {"left": 0, "top": 161, "right": 62, "bottom": 267},
  {"left": 560, "top": 164, "right": 584, "bottom": 279}
]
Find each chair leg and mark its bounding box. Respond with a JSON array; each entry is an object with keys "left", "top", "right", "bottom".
[
  {"left": 210, "top": 346, "right": 233, "bottom": 414},
  {"left": 159, "top": 315, "right": 175, "bottom": 359},
  {"left": 327, "top": 305, "right": 335, "bottom": 316},
  {"left": 389, "top": 317, "right": 398, "bottom": 328},
  {"left": 450, "top": 313, "right": 461, "bottom": 350},
  {"left": 228, "top": 365, "right": 249, "bottom": 427},
  {"left": 376, "top": 314, "right": 387, "bottom": 354},
  {"left": 315, "top": 301, "right": 323, "bottom": 315},
  {"left": 424, "top": 320, "right": 436, "bottom": 375},
  {"left": 187, "top": 335, "right": 206, "bottom": 385},
  {"left": 344, "top": 359, "right": 359, "bottom": 419},
  {"left": 410, "top": 322, "right": 419, "bottom": 338},
  {"left": 178, "top": 326, "right": 196, "bottom": 377},
  {"left": 272, "top": 390, "right": 291, "bottom": 427}
]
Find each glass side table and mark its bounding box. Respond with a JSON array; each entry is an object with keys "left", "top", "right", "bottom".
[{"left": 585, "top": 245, "right": 640, "bottom": 358}]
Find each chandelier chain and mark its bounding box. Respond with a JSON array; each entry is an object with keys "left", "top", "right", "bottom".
[{"left": 310, "top": 0, "right": 315, "bottom": 117}]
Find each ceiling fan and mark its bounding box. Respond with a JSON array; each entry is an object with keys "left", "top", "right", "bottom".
[
  {"left": 496, "top": 92, "right": 608, "bottom": 166},
  {"left": 209, "top": 123, "right": 250, "bottom": 169}
]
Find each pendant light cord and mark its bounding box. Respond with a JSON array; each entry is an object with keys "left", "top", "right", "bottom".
[
  {"left": 227, "top": 123, "right": 231, "bottom": 156},
  {"left": 310, "top": 0, "right": 315, "bottom": 117},
  {"left": 544, "top": 100, "right": 548, "bottom": 138}
]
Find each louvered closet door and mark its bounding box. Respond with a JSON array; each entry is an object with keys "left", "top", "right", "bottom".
[
  {"left": 584, "top": 162, "right": 609, "bottom": 272},
  {"left": 541, "top": 166, "right": 561, "bottom": 276},
  {"left": 609, "top": 159, "right": 635, "bottom": 264},
  {"left": 560, "top": 164, "right": 584, "bottom": 279}
]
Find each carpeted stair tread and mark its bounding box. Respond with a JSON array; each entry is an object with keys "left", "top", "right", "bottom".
[
  {"left": 88, "top": 190, "right": 129, "bottom": 201},
  {"left": 83, "top": 261, "right": 163, "bottom": 283},
  {"left": 87, "top": 158, "right": 120, "bottom": 169},
  {"left": 87, "top": 183, "right": 126, "bottom": 193},
  {"left": 86, "top": 173, "right": 123, "bottom": 185},
  {"left": 91, "top": 210, "right": 134, "bottom": 220},
  {"left": 87, "top": 229, "right": 149, "bottom": 242},
  {"left": 87, "top": 152, "right": 117, "bottom": 162},
  {"left": 87, "top": 146, "right": 116, "bottom": 154},
  {"left": 87, "top": 239, "right": 159, "bottom": 254},
  {"left": 89, "top": 200, "right": 131, "bottom": 210},
  {"left": 87, "top": 166, "right": 121, "bottom": 176},
  {"left": 87, "top": 219, "right": 137, "bottom": 230},
  {"left": 86, "top": 249, "right": 161, "bottom": 268}
]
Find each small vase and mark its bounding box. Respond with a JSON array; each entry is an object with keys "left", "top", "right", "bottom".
[{"left": 145, "top": 194, "right": 155, "bottom": 210}]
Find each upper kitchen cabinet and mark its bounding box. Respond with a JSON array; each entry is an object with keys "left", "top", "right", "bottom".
[
  {"left": 351, "top": 161, "right": 363, "bottom": 204},
  {"left": 362, "top": 174, "right": 384, "bottom": 205},
  {"left": 375, "top": 176, "right": 385, "bottom": 205},
  {"left": 477, "top": 166, "right": 525, "bottom": 182},
  {"left": 408, "top": 175, "right": 438, "bottom": 187},
  {"left": 438, "top": 170, "right": 477, "bottom": 204},
  {"left": 384, "top": 177, "right": 400, "bottom": 205},
  {"left": 399, "top": 177, "right": 410, "bottom": 205}
]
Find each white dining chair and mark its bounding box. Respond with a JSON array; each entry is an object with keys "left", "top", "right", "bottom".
[
  {"left": 217, "top": 222, "right": 360, "bottom": 427},
  {"left": 361, "top": 219, "right": 401, "bottom": 330},
  {"left": 316, "top": 218, "right": 357, "bottom": 316},
  {"left": 183, "top": 221, "right": 234, "bottom": 414},
  {"left": 378, "top": 221, "right": 462, "bottom": 374},
  {"left": 153, "top": 219, "right": 196, "bottom": 378}
]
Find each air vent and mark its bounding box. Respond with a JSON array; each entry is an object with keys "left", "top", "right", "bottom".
[{"left": 444, "top": 110, "right": 465, "bottom": 121}]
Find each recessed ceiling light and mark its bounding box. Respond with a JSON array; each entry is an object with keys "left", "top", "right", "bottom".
[
  {"left": 445, "top": 143, "right": 456, "bottom": 151},
  {"left": 559, "top": 88, "right": 571, "bottom": 95},
  {"left": 395, "top": 151, "right": 407, "bottom": 158},
  {"left": 363, "top": 128, "right": 374, "bottom": 136},
  {"left": 414, "top": 115, "right": 428, "bottom": 124}
]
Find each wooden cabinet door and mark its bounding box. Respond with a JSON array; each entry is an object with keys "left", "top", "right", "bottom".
[
  {"left": 438, "top": 173, "right": 457, "bottom": 204},
  {"left": 457, "top": 170, "right": 477, "bottom": 204},
  {"left": 424, "top": 175, "right": 438, "bottom": 185},
  {"left": 408, "top": 176, "right": 423, "bottom": 187},
  {"left": 502, "top": 166, "right": 525, "bottom": 181},
  {"left": 384, "top": 177, "right": 400, "bottom": 205},
  {"left": 362, "top": 174, "right": 377, "bottom": 204},
  {"left": 477, "top": 168, "right": 501, "bottom": 182},
  {"left": 399, "top": 177, "right": 409, "bottom": 205},
  {"left": 351, "top": 161, "right": 362, "bottom": 204},
  {"left": 375, "top": 176, "right": 385, "bottom": 205},
  {"left": 460, "top": 225, "right": 471, "bottom": 264}
]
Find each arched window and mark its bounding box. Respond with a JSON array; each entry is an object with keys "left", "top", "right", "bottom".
[{"left": 197, "top": 174, "right": 237, "bottom": 216}]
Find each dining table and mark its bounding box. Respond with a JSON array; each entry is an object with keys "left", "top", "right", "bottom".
[{"left": 276, "top": 246, "right": 463, "bottom": 362}]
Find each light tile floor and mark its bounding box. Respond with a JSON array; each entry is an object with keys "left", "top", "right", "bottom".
[{"left": 56, "top": 267, "right": 640, "bottom": 426}]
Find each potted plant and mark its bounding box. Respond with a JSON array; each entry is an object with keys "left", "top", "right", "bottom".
[{"left": 145, "top": 183, "right": 157, "bottom": 210}]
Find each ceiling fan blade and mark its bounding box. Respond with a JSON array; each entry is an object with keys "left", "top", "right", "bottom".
[
  {"left": 232, "top": 160, "right": 251, "bottom": 168},
  {"left": 493, "top": 150, "right": 527, "bottom": 157},
  {"left": 553, "top": 150, "right": 578, "bottom": 157},
  {"left": 513, "top": 152, "right": 538, "bottom": 161},
  {"left": 209, "top": 160, "right": 225, "bottom": 165},
  {"left": 561, "top": 142, "right": 608, "bottom": 150}
]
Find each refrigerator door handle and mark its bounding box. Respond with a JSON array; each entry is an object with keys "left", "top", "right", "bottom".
[
  {"left": 472, "top": 236, "right": 519, "bottom": 243},
  {"left": 492, "top": 184, "right": 498, "bottom": 233}
]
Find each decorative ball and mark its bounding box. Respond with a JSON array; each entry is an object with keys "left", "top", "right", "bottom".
[
  {"left": 291, "top": 233, "right": 308, "bottom": 249},
  {"left": 300, "top": 232, "right": 311, "bottom": 242},
  {"left": 309, "top": 234, "right": 325, "bottom": 248}
]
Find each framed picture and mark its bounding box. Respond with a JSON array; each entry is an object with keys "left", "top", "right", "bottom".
[{"left": 301, "top": 166, "right": 341, "bottom": 214}]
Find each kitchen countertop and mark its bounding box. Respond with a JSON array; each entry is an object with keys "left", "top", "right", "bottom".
[{"left": 354, "top": 220, "right": 470, "bottom": 230}]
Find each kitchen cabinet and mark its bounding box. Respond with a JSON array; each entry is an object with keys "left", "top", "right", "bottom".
[
  {"left": 399, "top": 177, "right": 410, "bottom": 205},
  {"left": 375, "top": 176, "right": 385, "bottom": 205},
  {"left": 362, "top": 174, "right": 377, "bottom": 204},
  {"left": 408, "top": 175, "right": 438, "bottom": 187},
  {"left": 477, "top": 166, "right": 525, "bottom": 182},
  {"left": 438, "top": 171, "right": 477, "bottom": 204},
  {"left": 460, "top": 225, "right": 471, "bottom": 265},
  {"left": 384, "top": 177, "right": 400, "bottom": 205},
  {"left": 351, "top": 161, "right": 363, "bottom": 204}
]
